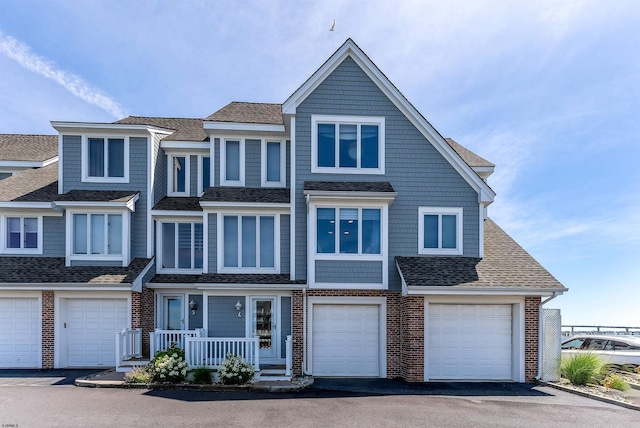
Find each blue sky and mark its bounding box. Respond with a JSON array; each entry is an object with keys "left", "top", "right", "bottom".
[{"left": 1, "top": 1, "right": 638, "bottom": 326}]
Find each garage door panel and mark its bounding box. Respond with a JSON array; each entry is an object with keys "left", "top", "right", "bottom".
[{"left": 0, "top": 298, "right": 40, "bottom": 368}]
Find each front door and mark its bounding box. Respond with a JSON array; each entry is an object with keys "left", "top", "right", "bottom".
[
  {"left": 251, "top": 297, "right": 277, "bottom": 359},
  {"left": 162, "top": 295, "right": 184, "bottom": 330}
]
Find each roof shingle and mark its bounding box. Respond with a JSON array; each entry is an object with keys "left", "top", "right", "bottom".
[
  {"left": 0, "top": 163, "right": 59, "bottom": 202},
  {"left": 201, "top": 187, "right": 289, "bottom": 204},
  {"left": 0, "top": 134, "right": 58, "bottom": 162},
  {"left": 153, "top": 197, "right": 203, "bottom": 211},
  {"left": 56, "top": 190, "right": 139, "bottom": 203},
  {"left": 445, "top": 138, "right": 494, "bottom": 168},
  {"left": 304, "top": 181, "right": 395, "bottom": 193},
  {"left": 115, "top": 116, "right": 207, "bottom": 142},
  {"left": 205, "top": 102, "right": 283, "bottom": 125}
]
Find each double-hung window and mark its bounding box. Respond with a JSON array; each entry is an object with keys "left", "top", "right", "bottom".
[
  {"left": 168, "top": 155, "right": 190, "bottom": 196},
  {"left": 199, "top": 155, "right": 211, "bottom": 195},
  {"left": 159, "top": 222, "right": 203, "bottom": 272},
  {"left": 72, "top": 213, "right": 123, "bottom": 256},
  {"left": 220, "top": 138, "right": 245, "bottom": 186},
  {"left": 219, "top": 214, "right": 278, "bottom": 272},
  {"left": 261, "top": 140, "right": 286, "bottom": 187},
  {"left": 316, "top": 207, "right": 381, "bottom": 255},
  {"left": 312, "top": 115, "right": 384, "bottom": 174},
  {"left": 2, "top": 216, "right": 42, "bottom": 253},
  {"left": 82, "top": 136, "right": 129, "bottom": 182},
  {"left": 418, "top": 207, "right": 463, "bottom": 255}
]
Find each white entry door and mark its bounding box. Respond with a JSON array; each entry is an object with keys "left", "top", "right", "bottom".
[
  {"left": 0, "top": 297, "right": 40, "bottom": 368},
  {"left": 251, "top": 297, "right": 277, "bottom": 359}
]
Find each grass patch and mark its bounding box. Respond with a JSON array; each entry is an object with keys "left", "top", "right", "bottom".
[
  {"left": 602, "top": 373, "right": 629, "bottom": 391},
  {"left": 191, "top": 367, "right": 213, "bottom": 385},
  {"left": 124, "top": 365, "right": 153, "bottom": 384},
  {"left": 560, "top": 354, "right": 603, "bottom": 386}
]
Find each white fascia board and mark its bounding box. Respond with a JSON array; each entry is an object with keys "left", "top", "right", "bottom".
[
  {"left": 51, "top": 122, "right": 174, "bottom": 135},
  {"left": 131, "top": 258, "right": 155, "bottom": 293},
  {"left": 303, "top": 190, "right": 397, "bottom": 205},
  {"left": 203, "top": 121, "right": 285, "bottom": 133},
  {"left": 283, "top": 39, "right": 495, "bottom": 204},
  {"left": 0, "top": 283, "right": 134, "bottom": 291},
  {"left": 55, "top": 194, "right": 140, "bottom": 212},
  {"left": 405, "top": 286, "right": 567, "bottom": 296},
  {"left": 160, "top": 141, "right": 211, "bottom": 152},
  {"left": 0, "top": 157, "right": 58, "bottom": 168},
  {"left": 195, "top": 283, "right": 307, "bottom": 290},
  {"left": 200, "top": 201, "right": 290, "bottom": 210},
  {"left": 151, "top": 210, "right": 204, "bottom": 218},
  {"left": 0, "top": 202, "right": 59, "bottom": 211}
]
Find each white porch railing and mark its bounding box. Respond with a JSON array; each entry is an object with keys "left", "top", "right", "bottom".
[
  {"left": 150, "top": 328, "right": 206, "bottom": 357},
  {"left": 285, "top": 335, "right": 292, "bottom": 376},
  {"left": 184, "top": 336, "right": 260, "bottom": 370},
  {"left": 115, "top": 328, "right": 142, "bottom": 367}
]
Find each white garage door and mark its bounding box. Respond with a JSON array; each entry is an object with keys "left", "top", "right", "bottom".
[
  {"left": 428, "top": 304, "right": 512, "bottom": 380},
  {"left": 312, "top": 304, "right": 380, "bottom": 377},
  {"left": 0, "top": 298, "right": 40, "bottom": 368},
  {"left": 65, "top": 298, "right": 128, "bottom": 367}
]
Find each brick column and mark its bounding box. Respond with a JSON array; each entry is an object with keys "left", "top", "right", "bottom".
[
  {"left": 140, "top": 287, "right": 155, "bottom": 358},
  {"left": 386, "top": 292, "right": 402, "bottom": 378},
  {"left": 401, "top": 295, "right": 424, "bottom": 382},
  {"left": 291, "top": 290, "right": 304, "bottom": 376},
  {"left": 525, "top": 296, "right": 540, "bottom": 383},
  {"left": 41, "top": 291, "right": 55, "bottom": 369}
]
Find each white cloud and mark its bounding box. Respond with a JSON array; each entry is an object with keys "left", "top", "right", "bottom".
[{"left": 0, "top": 30, "right": 126, "bottom": 119}]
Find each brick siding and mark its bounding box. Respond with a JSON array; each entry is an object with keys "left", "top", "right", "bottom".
[
  {"left": 41, "top": 291, "right": 54, "bottom": 369},
  {"left": 400, "top": 295, "right": 424, "bottom": 382},
  {"left": 140, "top": 287, "right": 155, "bottom": 358},
  {"left": 525, "top": 296, "right": 540, "bottom": 383}
]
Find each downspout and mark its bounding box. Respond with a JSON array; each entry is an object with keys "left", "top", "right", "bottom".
[
  {"left": 536, "top": 291, "right": 560, "bottom": 380},
  {"left": 303, "top": 287, "right": 309, "bottom": 375}
]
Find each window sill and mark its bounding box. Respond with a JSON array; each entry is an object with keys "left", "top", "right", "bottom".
[
  {"left": 311, "top": 166, "right": 384, "bottom": 175},
  {"left": 82, "top": 177, "right": 129, "bottom": 184},
  {"left": 418, "top": 248, "right": 463, "bottom": 256},
  {"left": 1, "top": 249, "right": 43, "bottom": 255},
  {"left": 218, "top": 267, "right": 280, "bottom": 274}
]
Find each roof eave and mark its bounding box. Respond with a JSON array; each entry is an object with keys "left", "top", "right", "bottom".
[
  {"left": 51, "top": 122, "right": 174, "bottom": 135},
  {"left": 203, "top": 121, "right": 285, "bottom": 133},
  {"left": 405, "top": 286, "right": 568, "bottom": 296}
]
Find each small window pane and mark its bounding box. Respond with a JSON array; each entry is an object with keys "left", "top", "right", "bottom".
[
  {"left": 173, "top": 156, "right": 186, "bottom": 193},
  {"left": 225, "top": 141, "right": 240, "bottom": 181},
  {"left": 178, "top": 223, "right": 192, "bottom": 268},
  {"left": 362, "top": 209, "right": 381, "bottom": 254},
  {"left": 162, "top": 223, "right": 176, "bottom": 268},
  {"left": 266, "top": 142, "right": 281, "bottom": 182},
  {"left": 202, "top": 157, "right": 210, "bottom": 191},
  {"left": 24, "top": 218, "right": 38, "bottom": 249},
  {"left": 223, "top": 216, "right": 238, "bottom": 267},
  {"left": 339, "top": 124, "right": 357, "bottom": 168},
  {"left": 423, "top": 215, "right": 438, "bottom": 249},
  {"left": 7, "top": 217, "right": 20, "bottom": 248},
  {"left": 108, "top": 214, "right": 122, "bottom": 255},
  {"left": 442, "top": 215, "right": 457, "bottom": 249},
  {"left": 194, "top": 223, "right": 203, "bottom": 269},
  {"left": 91, "top": 214, "right": 105, "bottom": 254},
  {"left": 317, "top": 124, "right": 335, "bottom": 167},
  {"left": 361, "top": 125, "right": 379, "bottom": 168},
  {"left": 317, "top": 208, "right": 335, "bottom": 253},
  {"left": 108, "top": 138, "right": 125, "bottom": 178},
  {"left": 242, "top": 216, "right": 257, "bottom": 267},
  {"left": 88, "top": 138, "right": 104, "bottom": 177},
  {"left": 339, "top": 208, "right": 358, "bottom": 254},
  {"left": 74, "top": 214, "right": 88, "bottom": 254},
  {"left": 260, "top": 216, "right": 275, "bottom": 268}
]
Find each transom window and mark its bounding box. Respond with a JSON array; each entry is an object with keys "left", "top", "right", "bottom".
[
  {"left": 312, "top": 115, "right": 385, "bottom": 174},
  {"left": 1, "top": 216, "right": 42, "bottom": 253},
  {"left": 418, "top": 207, "right": 463, "bottom": 255},
  {"left": 316, "top": 207, "right": 381, "bottom": 255},
  {"left": 261, "top": 140, "right": 286, "bottom": 187},
  {"left": 82, "top": 136, "right": 129, "bottom": 182},
  {"left": 221, "top": 139, "right": 245, "bottom": 186},
  {"left": 221, "top": 214, "right": 277, "bottom": 272},
  {"left": 160, "top": 222, "right": 203, "bottom": 271},
  {"left": 73, "top": 213, "right": 123, "bottom": 255}
]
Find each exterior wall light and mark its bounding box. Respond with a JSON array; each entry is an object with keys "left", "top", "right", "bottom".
[
  {"left": 234, "top": 300, "right": 243, "bottom": 317},
  {"left": 189, "top": 300, "right": 198, "bottom": 316}
]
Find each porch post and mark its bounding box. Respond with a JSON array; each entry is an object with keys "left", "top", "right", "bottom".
[{"left": 285, "top": 335, "right": 292, "bottom": 376}]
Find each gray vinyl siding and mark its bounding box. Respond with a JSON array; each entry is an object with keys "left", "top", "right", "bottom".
[
  {"left": 188, "top": 294, "right": 204, "bottom": 330},
  {"left": 42, "top": 216, "right": 65, "bottom": 257},
  {"left": 189, "top": 155, "right": 198, "bottom": 196},
  {"left": 70, "top": 260, "right": 123, "bottom": 267},
  {"left": 207, "top": 296, "right": 245, "bottom": 337},
  {"left": 207, "top": 213, "right": 217, "bottom": 273},
  {"left": 280, "top": 215, "right": 290, "bottom": 274},
  {"left": 315, "top": 260, "right": 383, "bottom": 284},
  {"left": 294, "top": 56, "right": 480, "bottom": 290},
  {"left": 280, "top": 296, "right": 291, "bottom": 356},
  {"left": 213, "top": 139, "right": 220, "bottom": 187},
  {"left": 244, "top": 139, "right": 261, "bottom": 187},
  {"left": 61, "top": 135, "right": 149, "bottom": 259},
  {"left": 153, "top": 133, "right": 166, "bottom": 205}
]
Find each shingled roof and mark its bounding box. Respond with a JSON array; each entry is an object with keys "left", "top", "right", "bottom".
[
  {"left": 56, "top": 190, "right": 139, "bottom": 203},
  {"left": 0, "top": 163, "right": 59, "bottom": 203},
  {"left": 201, "top": 186, "right": 289, "bottom": 204},
  {"left": 445, "top": 138, "right": 494, "bottom": 168},
  {"left": 304, "top": 181, "right": 395, "bottom": 193},
  {"left": 205, "top": 102, "right": 283, "bottom": 125},
  {"left": 0, "top": 134, "right": 58, "bottom": 162},
  {"left": 153, "top": 197, "right": 203, "bottom": 211},
  {"left": 115, "top": 116, "right": 208, "bottom": 142},
  {"left": 396, "top": 218, "right": 566, "bottom": 291}
]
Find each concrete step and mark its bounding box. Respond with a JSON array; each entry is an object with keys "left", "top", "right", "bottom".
[{"left": 116, "top": 360, "right": 150, "bottom": 373}]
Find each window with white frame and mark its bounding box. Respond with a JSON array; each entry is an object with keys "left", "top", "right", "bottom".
[
  {"left": 159, "top": 222, "right": 203, "bottom": 272},
  {"left": 261, "top": 140, "right": 286, "bottom": 187},
  {"left": 220, "top": 138, "right": 245, "bottom": 186},
  {"left": 168, "top": 155, "right": 189, "bottom": 196},
  {"left": 1, "top": 216, "right": 42, "bottom": 253},
  {"left": 418, "top": 207, "right": 463, "bottom": 255},
  {"left": 312, "top": 115, "right": 384, "bottom": 174},
  {"left": 199, "top": 155, "right": 211, "bottom": 195},
  {"left": 220, "top": 214, "right": 278, "bottom": 272},
  {"left": 72, "top": 213, "right": 123, "bottom": 256},
  {"left": 82, "top": 136, "right": 129, "bottom": 182},
  {"left": 316, "top": 207, "right": 381, "bottom": 255}
]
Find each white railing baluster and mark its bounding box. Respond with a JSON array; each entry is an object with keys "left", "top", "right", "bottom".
[
  {"left": 180, "top": 337, "right": 260, "bottom": 370},
  {"left": 285, "top": 335, "right": 292, "bottom": 376}
]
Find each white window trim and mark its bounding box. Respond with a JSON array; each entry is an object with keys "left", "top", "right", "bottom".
[
  {"left": 418, "top": 207, "right": 463, "bottom": 255},
  {"left": 311, "top": 114, "right": 385, "bottom": 175},
  {"left": 81, "top": 135, "right": 130, "bottom": 183},
  {"left": 156, "top": 220, "right": 204, "bottom": 274},
  {"left": 167, "top": 154, "right": 190, "bottom": 197},
  {"left": 0, "top": 214, "right": 43, "bottom": 255},
  {"left": 65, "top": 208, "right": 130, "bottom": 266},
  {"left": 197, "top": 154, "right": 212, "bottom": 196},
  {"left": 220, "top": 138, "right": 245, "bottom": 186},
  {"left": 216, "top": 212, "right": 280, "bottom": 274},
  {"left": 261, "top": 139, "right": 286, "bottom": 188},
  {"left": 308, "top": 200, "right": 388, "bottom": 289}
]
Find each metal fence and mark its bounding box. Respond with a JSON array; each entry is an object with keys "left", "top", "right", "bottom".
[{"left": 561, "top": 325, "right": 640, "bottom": 337}]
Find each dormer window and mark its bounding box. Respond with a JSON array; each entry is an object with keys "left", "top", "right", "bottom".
[
  {"left": 168, "top": 155, "right": 190, "bottom": 196},
  {"left": 261, "top": 140, "right": 286, "bottom": 187},
  {"left": 220, "top": 138, "right": 245, "bottom": 186},
  {"left": 312, "top": 115, "right": 385, "bottom": 174},
  {"left": 82, "top": 136, "right": 129, "bottom": 183}
]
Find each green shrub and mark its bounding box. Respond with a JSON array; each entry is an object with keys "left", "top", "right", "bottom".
[
  {"left": 151, "top": 343, "right": 188, "bottom": 383},
  {"left": 635, "top": 365, "right": 640, "bottom": 375},
  {"left": 560, "top": 354, "right": 603, "bottom": 386},
  {"left": 218, "top": 353, "right": 255, "bottom": 385},
  {"left": 602, "top": 374, "right": 629, "bottom": 391},
  {"left": 191, "top": 367, "right": 213, "bottom": 385},
  {"left": 124, "top": 365, "right": 153, "bottom": 384}
]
